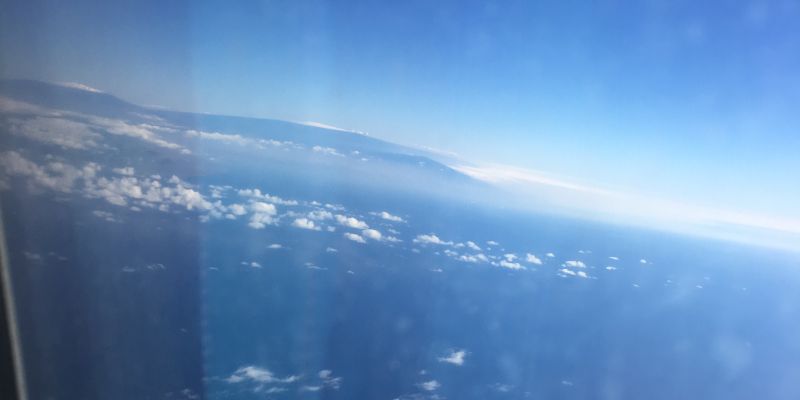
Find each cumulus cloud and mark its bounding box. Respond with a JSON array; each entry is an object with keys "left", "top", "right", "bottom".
[
  {"left": 185, "top": 129, "right": 248, "bottom": 145},
  {"left": 498, "top": 260, "right": 525, "bottom": 270},
  {"left": 312, "top": 145, "right": 344, "bottom": 157},
  {"left": 225, "top": 366, "right": 300, "bottom": 385},
  {"left": 559, "top": 268, "right": 588, "bottom": 278},
  {"left": 228, "top": 203, "right": 247, "bottom": 216},
  {"left": 465, "top": 241, "right": 481, "bottom": 251},
  {"left": 0, "top": 152, "right": 232, "bottom": 220},
  {"left": 112, "top": 166, "right": 135, "bottom": 176},
  {"left": 371, "top": 211, "right": 404, "bottom": 222},
  {"left": 318, "top": 370, "right": 342, "bottom": 390},
  {"left": 546, "top": 252, "right": 555, "bottom": 258},
  {"left": 0, "top": 151, "right": 97, "bottom": 192},
  {"left": 248, "top": 202, "right": 278, "bottom": 229},
  {"left": 237, "top": 188, "right": 298, "bottom": 206},
  {"left": 361, "top": 228, "right": 382, "bottom": 241},
  {"left": 458, "top": 253, "right": 489, "bottom": 263},
  {"left": 609, "top": 256, "right": 619, "bottom": 261},
  {"left": 9, "top": 117, "right": 103, "bottom": 150},
  {"left": 563, "top": 260, "right": 586, "bottom": 269},
  {"left": 438, "top": 350, "right": 467, "bottom": 366},
  {"left": 525, "top": 253, "right": 543, "bottom": 265},
  {"left": 90, "top": 116, "right": 188, "bottom": 153},
  {"left": 308, "top": 210, "right": 333, "bottom": 220},
  {"left": 335, "top": 214, "right": 369, "bottom": 229},
  {"left": 344, "top": 233, "right": 366, "bottom": 243},
  {"left": 487, "top": 240, "right": 500, "bottom": 246},
  {"left": 292, "top": 217, "right": 320, "bottom": 231},
  {"left": 413, "top": 234, "right": 452, "bottom": 246}
]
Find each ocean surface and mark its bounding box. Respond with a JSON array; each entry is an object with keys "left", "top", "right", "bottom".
[{"left": 2, "top": 80, "right": 800, "bottom": 400}]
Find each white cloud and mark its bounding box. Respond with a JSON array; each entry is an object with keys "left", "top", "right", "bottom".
[
  {"left": 546, "top": 252, "right": 555, "bottom": 258},
  {"left": 225, "top": 366, "right": 299, "bottom": 384},
  {"left": 299, "top": 121, "right": 367, "bottom": 135},
  {"left": 344, "top": 233, "right": 366, "bottom": 243},
  {"left": 458, "top": 253, "right": 489, "bottom": 263},
  {"left": 605, "top": 266, "right": 617, "bottom": 271},
  {"left": 312, "top": 145, "right": 344, "bottom": 157},
  {"left": 267, "top": 244, "right": 283, "bottom": 249},
  {"left": 57, "top": 81, "right": 102, "bottom": 92},
  {"left": 640, "top": 259, "right": 648, "bottom": 264},
  {"left": 559, "top": 268, "right": 588, "bottom": 278},
  {"left": 0, "top": 151, "right": 96, "bottom": 192},
  {"left": 563, "top": 260, "right": 586, "bottom": 269},
  {"left": 487, "top": 240, "right": 500, "bottom": 246},
  {"left": 0, "top": 152, "right": 230, "bottom": 219},
  {"left": 503, "top": 253, "right": 517, "bottom": 262},
  {"left": 237, "top": 188, "right": 298, "bottom": 206},
  {"left": 609, "top": 256, "right": 619, "bottom": 261},
  {"left": 292, "top": 218, "right": 320, "bottom": 231},
  {"left": 318, "top": 370, "right": 342, "bottom": 390},
  {"left": 525, "top": 253, "right": 543, "bottom": 265},
  {"left": 0, "top": 97, "right": 61, "bottom": 116},
  {"left": 371, "top": 211, "right": 404, "bottom": 222},
  {"left": 250, "top": 201, "right": 278, "bottom": 215},
  {"left": 308, "top": 210, "right": 333, "bottom": 220},
  {"left": 112, "top": 166, "right": 135, "bottom": 176},
  {"left": 362, "top": 228, "right": 382, "bottom": 241},
  {"left": 9, "top": 117, "right": 102, "bottom": 149},
  {"left": 499, "top": 260, "right": 525, "bottom": 270},
  {"left": 438, "top": 350, "right": 467, "bottom": 366},
  {"left": 326, "top": 247, "right": 338, "bottom": 253},
  {"left": 465, "top": 241, "right": 481, "bottom": 251},
  {"left": 90, "top": 116, "right": 188, "bottom": 153},
  {"left": 248, "top": 202, "right": 278, "bottom": 228},
  {"left": 413, "top": 234, "right": 453, "bottom": 246},
  {"left": 335, "top": 214, "right": 369, "bottom": 229},
  {"left": 228, "top": 203, "right": 247, "bottom": 216},
  {"left": 249, "top": 213, "right": 276, "bottom": 229},
  {"left": 185, "top": 129, "right": 248, "bottom": 145},
  {"left": 250, "top": 261, "right": 262, "bottom": 268},
  {"left": 417, "top": 380, "right": 440, "bottom": 391}
]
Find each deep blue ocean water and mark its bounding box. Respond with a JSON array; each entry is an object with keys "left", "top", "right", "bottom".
[{"left": 7, "top": 188, "right": 800, "bottom": 400}]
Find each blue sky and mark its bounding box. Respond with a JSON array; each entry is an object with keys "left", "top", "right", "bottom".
[{"left": 2, "top": 0, "right": 799, "bottom": 226}]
